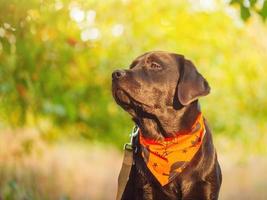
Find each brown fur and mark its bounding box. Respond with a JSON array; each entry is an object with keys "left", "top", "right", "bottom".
[{"left": 112, "top": 51, "right": 222, "bottom": 200}]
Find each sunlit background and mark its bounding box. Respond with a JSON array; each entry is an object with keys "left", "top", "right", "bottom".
[{"left": 0, "top": 0, "right": 267, "bottom": 199}]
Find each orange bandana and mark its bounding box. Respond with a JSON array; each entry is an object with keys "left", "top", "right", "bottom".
[{"left": 139, "top": 113, "right": 205, "bottom": 186}]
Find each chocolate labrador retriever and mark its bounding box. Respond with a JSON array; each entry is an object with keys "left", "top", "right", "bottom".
[{"left": 112, "top": 51, "right": 222, "bottom": 200}]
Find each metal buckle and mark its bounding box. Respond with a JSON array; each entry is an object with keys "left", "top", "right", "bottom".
[
  {"left": 123, "top": 125, "right": 139, "bottom": 151},
  {"left": 124, "top": 143, "right": 133, "bottom": 150},
  {"left": 130, "top": 125, "right": 139, "bottom": 144},
  {"left": 132, "top": 125, "right": 139, "bottom": 137}
]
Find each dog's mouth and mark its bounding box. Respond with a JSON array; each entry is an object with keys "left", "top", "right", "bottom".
[
  {"left": 112, "top": 86, "right": 151, "bottom": 117},
  {"left": 113, "top": 89, "right": 131, "bottom": 109}
]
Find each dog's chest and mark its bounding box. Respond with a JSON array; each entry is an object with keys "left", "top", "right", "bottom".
[{"left": 134, "top": 165, "right": 183, "bottom": 200}]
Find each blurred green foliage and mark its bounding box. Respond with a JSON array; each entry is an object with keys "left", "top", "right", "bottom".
[
  {"left": 230, "top": 0, "right": 267, "bottom": 21},
  {"left": 0, "top": 0, "right": 266, "bottom": 152}
]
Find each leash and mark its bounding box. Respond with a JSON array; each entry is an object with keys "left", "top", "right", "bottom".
[{"left": 116, "top": 125, "right": 139, "bottom": 200}]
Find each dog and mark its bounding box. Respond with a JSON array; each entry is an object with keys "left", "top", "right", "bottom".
[{"left": 112, "top": 51, "right": 222, "bottom": 200}]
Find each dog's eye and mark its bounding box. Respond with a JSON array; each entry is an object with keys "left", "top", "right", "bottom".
[{"left": 150, "top": 62, "right": 162, "bottom": 70}]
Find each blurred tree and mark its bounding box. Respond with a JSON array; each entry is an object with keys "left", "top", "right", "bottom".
[{"left": 0, "top": 0, "right": 266, "bottom": 152}]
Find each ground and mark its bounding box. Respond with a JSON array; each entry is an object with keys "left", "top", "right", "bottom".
[{"left": 0, "top": 129, "right": 266, "bottom": 200}]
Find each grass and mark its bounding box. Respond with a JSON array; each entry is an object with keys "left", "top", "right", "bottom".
[{"left": 0, "top": 128, "right": 267, "bottom": 200}]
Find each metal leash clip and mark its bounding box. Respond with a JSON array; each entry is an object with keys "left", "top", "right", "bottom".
[{"left": 123, "top": 125, "right": 139, "bottom": 150}]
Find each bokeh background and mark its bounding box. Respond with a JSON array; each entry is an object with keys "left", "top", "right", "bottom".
[{"left": 0, "top": 0, "right": 267, "bottom": 199}]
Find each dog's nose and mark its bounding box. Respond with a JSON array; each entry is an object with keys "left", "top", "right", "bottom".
[{"left": 112, "top": 70, "right": 126, "bottom": 80}]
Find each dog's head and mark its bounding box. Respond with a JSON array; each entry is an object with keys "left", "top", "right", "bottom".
[{"left": 112, "top": 51, "right": 210, "bottom": 133}]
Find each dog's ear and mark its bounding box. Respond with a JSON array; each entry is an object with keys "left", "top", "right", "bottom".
[{"left": 177, "top": 57, "right": 210, "bottom": 106}]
